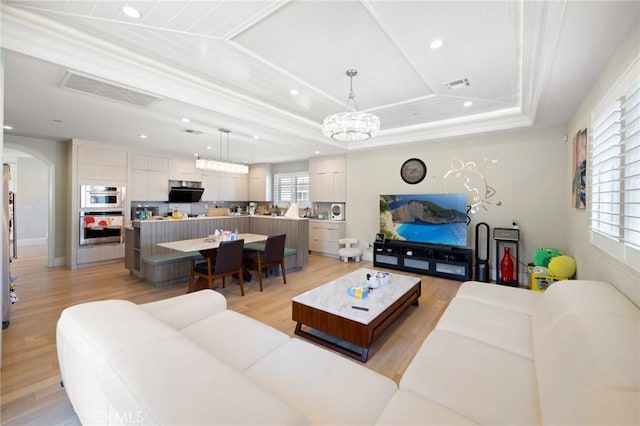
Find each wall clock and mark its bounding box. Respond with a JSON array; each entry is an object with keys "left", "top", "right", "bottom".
[{"left": 400, "top": 158, "right": 427, "bottom": 184}]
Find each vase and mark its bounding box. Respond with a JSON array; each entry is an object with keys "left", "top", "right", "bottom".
[{"left": 500, "top": 247, "right": 514, "bottom": 284}]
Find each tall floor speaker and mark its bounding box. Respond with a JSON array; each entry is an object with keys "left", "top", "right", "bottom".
[{"left": 475, "top": 222, "right": 490, "bottom": 282}]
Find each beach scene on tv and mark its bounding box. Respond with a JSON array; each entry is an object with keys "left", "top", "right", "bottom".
[{"left": 380, "top": 194, "right": 468, "bottom": 247}]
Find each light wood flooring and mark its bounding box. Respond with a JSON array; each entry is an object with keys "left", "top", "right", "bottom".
[{"left": 1, "top": 245, "right": 461, "bottom": 425}]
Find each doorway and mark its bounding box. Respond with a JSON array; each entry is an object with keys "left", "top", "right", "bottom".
[{"left": 3, "top": 148, "right": 50, "bottom": 266}]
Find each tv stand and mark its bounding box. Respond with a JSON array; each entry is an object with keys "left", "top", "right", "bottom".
[{"left": 373, "top": 241, "right": 472, "bottom": 281}]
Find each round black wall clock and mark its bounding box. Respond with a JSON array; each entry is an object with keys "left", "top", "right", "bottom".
[{"left": 400, "top": 158, "right": 427, "bottom": 184}]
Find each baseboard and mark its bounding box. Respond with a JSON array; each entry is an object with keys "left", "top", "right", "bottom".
[{"left": 17, "top": 237, "right": 47, "bottom": 246}]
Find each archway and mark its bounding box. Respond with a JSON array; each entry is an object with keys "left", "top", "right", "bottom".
[{"left": 3, "top": 145, "right": 55, "bottom": 268}]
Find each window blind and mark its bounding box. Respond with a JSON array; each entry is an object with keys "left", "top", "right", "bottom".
[
  {"left": 274, "top": 173, "right": 309, "bottom": 203},
  {"left": 589, "top": 67, "right": 640, "bottom": 271},
  {"left": 622, "top": 83, "right": 640, "bottom": 248}
]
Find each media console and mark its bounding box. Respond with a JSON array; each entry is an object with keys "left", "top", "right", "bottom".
[{"left": 373, "top": 241, "right": 472, "bottom": 281}]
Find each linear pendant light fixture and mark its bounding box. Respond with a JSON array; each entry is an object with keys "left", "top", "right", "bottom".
[
  {"left": 322, "top": 69, "right": 380, "bottom": 142},
  {"left": 196, "top": 128, "right": 248, "bottom": 174}
]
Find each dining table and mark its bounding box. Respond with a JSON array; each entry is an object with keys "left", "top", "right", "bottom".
[
  {"left": 157, "top": 232, "right": 268, "bottom": 253},
  {"left": 157, "top": 233, "right": 268, "bottom": 282}
]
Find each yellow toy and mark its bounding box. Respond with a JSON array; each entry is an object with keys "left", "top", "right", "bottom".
[{"left": 548, "top": 255, "right": 577, "bottom": 278}]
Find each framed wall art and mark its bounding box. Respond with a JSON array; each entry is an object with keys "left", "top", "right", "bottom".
[{"left": 572, "top": 128, "right": 587, "bottom": 209}]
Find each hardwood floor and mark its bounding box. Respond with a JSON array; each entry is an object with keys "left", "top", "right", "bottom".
[{"left": 1, "top": 245, "right": 461, "bottom": 425}]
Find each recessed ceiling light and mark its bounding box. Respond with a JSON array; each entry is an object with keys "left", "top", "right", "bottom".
[
  {"left": 3, "top": 125, "right": 13, "bottom": 130},
  {"left": 429, "top": 39, "right": 444, "bottom": 49},
  {"left": 463, "top": 101, "right": 473, "bottom": 107},
  {"left": 193, "top": 153, "right": 198, "bottom": 157},
  {"left": 253, "top": 135, "right": 260, "bottom": 140},
  {"left": 139, "top": 134, "right": 147, "bottom": 139},
  {"left": 122, "top": 6, "right": 142, "bottom": 19},
  {"left": 181, "top": 117, "right": 190, "bottom": 123},
  {"left": 206, "top": 146, "right": 212, "bottom": 150},
  {"left": 290, "top": 89, "right": 299, "bottom": 96},
  {"left": 315, "top": 151, "right": 320, "bottom": 155}
]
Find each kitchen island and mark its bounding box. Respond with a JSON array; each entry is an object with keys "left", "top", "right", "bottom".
[{"left": 125, "top": 215, "right": 309, "bottom": 286}]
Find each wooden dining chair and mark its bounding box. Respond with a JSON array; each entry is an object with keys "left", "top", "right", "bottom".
[
  {"left": 188, "top": 239, "right": 246, "bottom": 295},
  {"left": 244, "top": 233, "right": 287, "bottom": 291}
]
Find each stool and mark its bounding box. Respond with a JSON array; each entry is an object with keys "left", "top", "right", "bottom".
[{"left": 338, "top": 238, "right": 363, "bottom": 263}]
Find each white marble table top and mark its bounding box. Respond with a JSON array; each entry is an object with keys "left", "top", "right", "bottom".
[
  {"left": 157, "top": 233, "right": 267, "bottom": 252},
  {"left": 292, "top": 268, "right": 421, "bottom": 324}
]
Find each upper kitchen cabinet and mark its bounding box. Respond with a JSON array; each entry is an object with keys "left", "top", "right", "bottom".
[
  {"left": 219, "top": 173, "right": 248, "bottom": 201},
  {"left": 129, "top": 154, "right": 169, "bottom": 201},
  {"left": 249, "top": 164, "right": 273, "bottom": 202},
  {"left": 202, "top": 171, "right": 248, "bottom": 202},
  {"left": 168, "top": 158, "right": 201, "bottom": 182},
  {"left": 200, "top": 171, "right": 220, "bottom": 201},
  {"left": 76, "top": 143, "right": 127, "bottom": 184},
  {"left": 309, "top": 155, "right": 346, "bottom": 202}
]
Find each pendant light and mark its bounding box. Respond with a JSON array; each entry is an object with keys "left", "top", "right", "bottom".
[
  {"left": 322, "top": 69, "right": 380, "bottom": 142},
  {"left": 195, "top": 128, "right": 248, "bottom": 174}
]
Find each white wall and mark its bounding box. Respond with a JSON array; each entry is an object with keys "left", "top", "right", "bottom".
[
  {"left": 16, "top": 156, "right": 48, "bottom": 242},
  {"left": 346, "top": 125, "right": 569, "bottom": 283},
  {"left": 566, "top": 23, "right": 640, "bottom": 306}
]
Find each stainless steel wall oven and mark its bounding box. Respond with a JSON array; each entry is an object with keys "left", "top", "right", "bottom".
[
  {"left": 80, "top": 185, "right": 125, "bottom": 209},
  {"left": 79, "top": 210, "right": 124, "bottom": 246}
]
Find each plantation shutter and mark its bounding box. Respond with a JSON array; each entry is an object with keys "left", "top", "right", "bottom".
[
  {"left": 589, "top": 61, "right": 640, "bottom": 271},
  {"left": 622, "top": 79, "right": 640, "bottom": 248},
  {"left": 274, "top": 173, "right": 309, "bottom": 203}
]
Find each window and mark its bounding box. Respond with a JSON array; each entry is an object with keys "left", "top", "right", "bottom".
[
  {"left": 589, "top": 61, "right": 639, "bottom": 272},
  {"left": 274, "top": 172, "right": 309, "bottom": 204}
]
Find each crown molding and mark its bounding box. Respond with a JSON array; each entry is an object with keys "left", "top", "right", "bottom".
[{"left": 519, "top": 0, "right": 568, "bottom": 124}]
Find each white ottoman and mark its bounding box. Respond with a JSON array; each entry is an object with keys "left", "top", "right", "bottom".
[{"left": 338, "top": 238, "right": 363, "bottom": 262}]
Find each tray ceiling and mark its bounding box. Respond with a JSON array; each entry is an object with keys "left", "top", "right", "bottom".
[{"left": 1, "top": 0, "right": 638, "bottom": 163}]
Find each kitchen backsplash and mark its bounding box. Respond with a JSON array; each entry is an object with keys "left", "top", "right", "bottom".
[{"left": 130, "top": 200, "right": 340, "bottom": 220}]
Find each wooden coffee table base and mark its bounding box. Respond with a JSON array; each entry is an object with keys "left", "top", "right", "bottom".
[{"left": 293, "top": 282, "right": 421, "bottom": 362}]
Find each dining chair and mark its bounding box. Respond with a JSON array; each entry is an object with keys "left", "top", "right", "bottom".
[
  {"left": 188, "top": 239, "right": 246, "bottom": 295},
  {"left": 244, "top": 233, "right": 287, "bottom": 291}
]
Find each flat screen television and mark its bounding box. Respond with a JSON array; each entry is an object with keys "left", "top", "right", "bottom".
[{"left": 379, "top": 193, "right": 468, "bottom": 247}]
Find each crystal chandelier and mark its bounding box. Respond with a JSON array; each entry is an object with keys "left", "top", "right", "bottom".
[
  {"left": 195, "top": 128, "right": 249, "bottom": 174},
  {"left": 322, "top": 69, "right": 380, "bottom": 142}
]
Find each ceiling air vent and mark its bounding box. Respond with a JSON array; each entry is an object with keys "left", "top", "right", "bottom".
[
  {"left": 60, "top": 71, "right": 162, "bottom": 108},
  {"left": 443, "top": 78, "right": 470, "bottom": 90}
]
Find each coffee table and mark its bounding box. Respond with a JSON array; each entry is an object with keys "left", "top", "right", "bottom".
[{"left": 292, "top": 268, "right": 421, "bottom": 362}]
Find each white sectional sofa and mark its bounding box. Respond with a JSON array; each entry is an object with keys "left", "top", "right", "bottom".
[{"left": 56, "top": 279, "right": 639, "bottom": 425}]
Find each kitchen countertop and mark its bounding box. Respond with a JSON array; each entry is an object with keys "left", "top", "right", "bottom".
[{"left": 132, "top": 214, "right": 310, "bottom": 223}]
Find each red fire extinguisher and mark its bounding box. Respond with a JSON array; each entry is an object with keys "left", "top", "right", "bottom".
[{"left": 500, "top": 247, "right": 514, "bottom": 284}]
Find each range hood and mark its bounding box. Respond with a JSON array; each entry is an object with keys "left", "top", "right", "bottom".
[{"left": 168, "top": 180, "right": 204, "bottom": 203}]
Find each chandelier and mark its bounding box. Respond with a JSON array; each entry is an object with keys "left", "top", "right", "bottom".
[
  {"left": 195, "top": 128, "right": 249, "bottom": 174},
  {"left": 322, "top": 69, "right": 380, "bottom": 142}
]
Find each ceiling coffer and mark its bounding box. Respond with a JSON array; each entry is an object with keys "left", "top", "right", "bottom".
[{"left": 61, "top": 71, "right": 162, "bottom": 108}]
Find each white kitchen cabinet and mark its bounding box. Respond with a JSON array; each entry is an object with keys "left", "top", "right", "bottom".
[
  {"left": 131, "top": 169, "right": 168, "bottom": 201},
  {"left": 168, "top": 158, "right": 201, "bottom": 182},
  {"left": 200, "top": 171, "right": 220, "bottom": 201},
  {"left": 308, "top": 220, "right": 345, "bottom": 258},
  {"left": 235, "top": 174, "right": 248, "bottom": 201},
  {"left": 131, "top": 153, "right": 167, "bottom": 172},
  {"left": 249, "top": 164, "right": 273, "bottom": 201},
  {"left": 77, "top": 145, "right": 127, "bottom": 183},
  {"left": 129, "top": 154, "right": 169, "bottom": 201},
  {"left": 309, "top": 155, "right": 346, "bottom": 202},
  {"left": 218, "top": 173, "right": 248, "bottom": 201}
]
